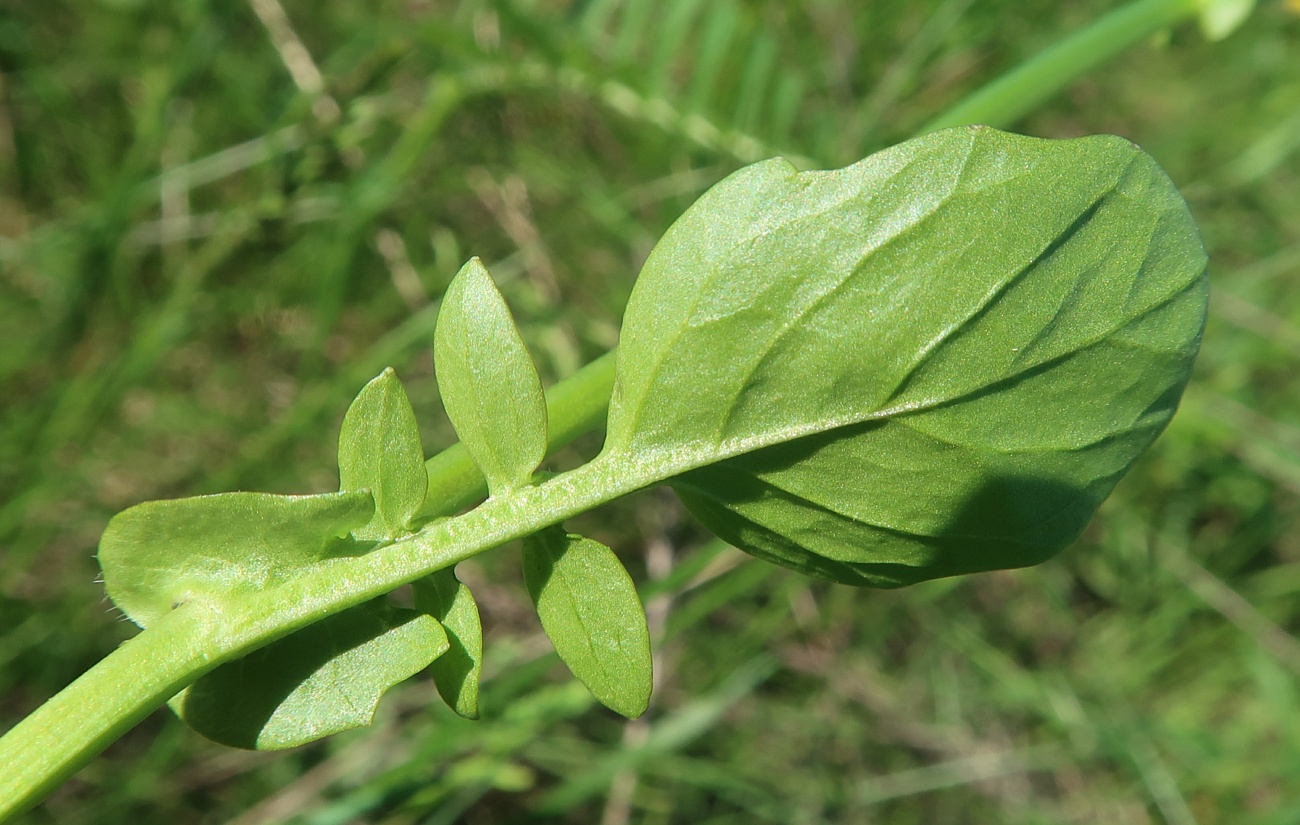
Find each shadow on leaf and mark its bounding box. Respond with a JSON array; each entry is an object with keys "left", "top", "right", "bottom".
[
  {"left": 674, "top": 416, "right": 1121, "bottom": 588},
  {"left": 171, "top": 598, "right": 447, "bottom": 750}
]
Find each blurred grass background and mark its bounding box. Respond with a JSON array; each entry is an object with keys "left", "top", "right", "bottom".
[{"left": 2, "top": 0, "right": 1300, "bottom": 822}]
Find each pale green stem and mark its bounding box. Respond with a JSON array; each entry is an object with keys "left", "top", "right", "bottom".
[
  {"left": 0, "top": 610, "right": 216, "bottom": 818},
  {"left": 0, "top": 465, "right": 627, "bottom": 819}
]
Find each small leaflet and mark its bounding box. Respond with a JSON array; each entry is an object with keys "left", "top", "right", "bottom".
[
  {"left": 413, "top": 568, "right": 484, "bottom": 719},
  {"left": 338, "top": 368, "right": 429, "bottom": 539},
  {"left": 98, "top": 490, "right": 374, "bottom": 628},
  {"left": 434, "top": 258, "right": 548, "bottom": 497},
  {"left": 172, "top": 599, "right": 449, "bottom": 750},
  {"left": 522, "top": 528, "right": 652, "bottom": 719}
]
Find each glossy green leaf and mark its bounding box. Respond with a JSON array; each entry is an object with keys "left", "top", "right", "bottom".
[
  {"left": 522, "top": 529, "right": 652, "bottom": 718},
  {"left": 604, "top": 126, "right": 1207, "bottom": 586},
  {"left": 413, "top": 568, "right": 483, "bottom": 719},
  {"left": 99, "top": 491, "right": 374, "bottom": 627},
  {"left": 434, "top": 257, "right": 548, "bottom": 496},
  {"left": 339, "top": 367, "right": 428, "bottom": 539},
  {"left": 170, "top": 598, "right": 448, "bottom": 750}
]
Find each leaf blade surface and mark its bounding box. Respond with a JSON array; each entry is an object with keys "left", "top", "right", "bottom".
[
  {"left": 413, "top": 568, "right": 484, "bottom": 719},
  {"left": 338, "top": 368, "right": 428, "bottom": 538},
  {"left": 434, "top": 258, "right": 548, "bottom": 496},
  {"left": 171, "top": 599, "right": 449, "bottom": 750},
  {"left": 522, "top": 529, "right": 652, "bottom": 718},
  {"left": 99, "top": 490, "right": 374, "bottom": 627},
  {"left": 604, "top": 126, "right": 1207, "bottom": 585}
]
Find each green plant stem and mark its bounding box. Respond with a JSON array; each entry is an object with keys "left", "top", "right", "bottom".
[
  {"left": 0, "top": 453, "right": 642, "bottom": 820},
  {"left": 920, "top": 0, "right": 1199, "bottom": 133},
  {"left": 0, "top": 610, "right": 217, "bottom": 819},
  {"left": 0, "top": 352, "right": 622, "bottom": 823}
]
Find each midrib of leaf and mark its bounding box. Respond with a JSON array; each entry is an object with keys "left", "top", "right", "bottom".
[
  {"left": 637, "top": 284, "right": 1190, "bottom": 470},
  {"left": 596, "top": 281, "right": 1200, "bottom": 491},
  {"left": 892, "top": 398, "right": 1156, "bottom": 458},
  {"left": 602, "top": 298, "right": 1199, "bottom": 493},
  {"left": 672, "top": 468, "right": 1066, "bottom": 549}
]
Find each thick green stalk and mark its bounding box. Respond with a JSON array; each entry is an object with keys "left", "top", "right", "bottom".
[
  {"left": 920, "top": 0, "right": 1199, "bottom": 133},
  {"left": 0, "top": 610, "right": 217, "bottom": 818},
  {"left": 0, "top": 460, "right": 642, "bottom": 820},
  {"left": 0, "top": 343, "right": 625, "bottom": 821}
]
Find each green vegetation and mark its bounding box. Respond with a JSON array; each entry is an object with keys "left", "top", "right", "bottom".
[
  {"left": 1, "top": 0, "right": 1298, "bottom": 822},
  {"left": 0, "top": 125, "right": 1210, "bottom": 815}
]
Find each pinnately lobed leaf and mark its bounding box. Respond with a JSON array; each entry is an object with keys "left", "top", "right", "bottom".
[
  {"left": 434, "top": 258, "right": 548, "bottom": 497},
  {"left": 603, "top": 126, "right": 1208, "bottom": 586},
  {"left": 100, "top": 410, "right": 455, "bottom": 751}
]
